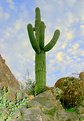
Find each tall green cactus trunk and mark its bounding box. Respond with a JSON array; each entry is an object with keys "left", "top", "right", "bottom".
[
  {"left": 35, "top": 51, "right": 46, "bottom": 94},
  {"left": 27, "top": 7, "right": 60, "bottom": 95}
]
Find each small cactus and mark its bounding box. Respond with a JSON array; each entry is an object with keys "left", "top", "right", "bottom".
[{"left": 27, "top": 7, "right": 60, "bottom": 95}]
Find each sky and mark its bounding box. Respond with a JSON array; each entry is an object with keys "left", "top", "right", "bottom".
[{"left": 0, "top": 0, "right": 84, "bottom": 86}]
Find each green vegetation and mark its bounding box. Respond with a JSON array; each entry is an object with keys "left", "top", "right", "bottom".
[
  {"left": 80, "top": 116, "right": 84, "bottom": 121},
  {"left": 25, "top": 80, "right": 35, "bottom": 95},
  {"left": 66, "top": 107, "right": 76, "bottom": 113},
  {"left": 27, "top": 7, "right": 60, "bottom": 95},
  {"left": 0, "top": 87, "right": 29, "bottom": 121}
]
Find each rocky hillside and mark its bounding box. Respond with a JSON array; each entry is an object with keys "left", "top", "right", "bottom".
[
  {"left": 0, "top": 54, "right": 84, "bottom": 120},
  {"left": 0, "top": 75, "right": 83, "bottom": 121},
  {"left": 0, "top": 54, "right": 19, "bottom": 90},
  {"left": 0, "top": 55, "right": 20, "bottom": 102},
  {"left": 4, "top": 86, "right": 84, "bottom": 121}
]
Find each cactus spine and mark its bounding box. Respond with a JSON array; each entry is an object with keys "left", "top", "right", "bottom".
[{"left": 27, "top": 7, "right": 60, "bottom": 95}]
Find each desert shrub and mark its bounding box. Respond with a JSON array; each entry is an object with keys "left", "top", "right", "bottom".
[
  {"left": 0, "top": 86, "right": 29, "bottom": 120},
  {"left": 55, "top": 77, "right": 84, "bottom": 108},
  {"left": 25, "top": 79, "right": 35, "bottom": 95},
  {"left": 19, "top": 79, "right": 35, "bottom": 95}
]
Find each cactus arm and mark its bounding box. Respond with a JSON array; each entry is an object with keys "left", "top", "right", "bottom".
[
  {"left": 35, "top": 7, "right": 41, "bottom": 43},
  {"left": 39, "top": 21, "right": 45, "bottom": 50},
  {"left": 35, "top": 7, "right": 41, "bottom": 21},
  {"left": 27, "top": 24, "right": 41, "bottom": 53},
  {"left": 44, "top": 29, "right": 60, "bottom": 52}
]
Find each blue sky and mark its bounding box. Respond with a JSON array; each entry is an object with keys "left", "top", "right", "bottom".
[{"left": 0, "top": 0, "right": 84, "bottom": 86}]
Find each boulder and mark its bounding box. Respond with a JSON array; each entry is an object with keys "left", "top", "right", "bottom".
[{"left": 20, "top": 90, "right": 79, "bottom": 121}]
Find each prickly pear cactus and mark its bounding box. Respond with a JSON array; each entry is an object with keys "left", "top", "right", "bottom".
[{"left": 27, "top": 7, "right": 60, "bottom": 95}]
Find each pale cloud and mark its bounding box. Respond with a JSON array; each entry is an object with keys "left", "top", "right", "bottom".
[
  {"left": 81, "top": 16, "right": 84, "bottom": 21},
  {"left": 45, "top": 34, "right": 53, "bottom": 45},
  {"left": 56, "top": 52, "right": 63, "bottom": 62},
  {"left": 66, "top": 0, "right": 76, "bottom": 7},
  {"left": 65, "top": 12, "right": 78, "bottom": 26},
  {"left": 4, "top": 18, "right": 27, "bottom": 39},
  {"left": 49, "top": 59, "right": 55, "bottom": 64},
  {"left": 0, "top": 43, "right": 5, "bottom": 50},
  {"left": 4, "top": 27, "right": 14, "bottom": 39},
  {"left": 80, "top": 24, "right": 84, "bottom": 29},
  {"left": 4, "top": 28, "right": 12, "bottom": 38},
  {"left": 80, "top": 50, "right": 84, "bottom": 56},
  {"left": 0, "top": 0, "right": 84, "bottom": 86},
  {"left": 66, "top": 31, "right": 74, "bottom": 40},
  {"left": 14, "top": 19, "right": 26, "bottom": 30},
  {"left": 72, "top": 43, "right": 79, "bottom": 50},
  {"left": 75, "top": 1, "right": 84, "bottom": 19},
  {"left": 66, "top": 43, "right": 83, "bottom": 63},
  {"left": 15, "top": 72, "right": 22, "bottom": 80},
  {"left": 24, "top": 40, "right": 33, "bottom": 60},
  {"left": 61, "top": 42, "right": 67, "bottom": 49},
  {"left": 14, "top": 21, "right": 22, "bottom": 31},
  {"left": 81, "top": 29, "right": 84, "bottom": 35},
  {"left": 66, "top": 56, "right": 72, "bottom": 63},
  {"left": 22, "top": 41, "right": 28, "bottom": 48}
]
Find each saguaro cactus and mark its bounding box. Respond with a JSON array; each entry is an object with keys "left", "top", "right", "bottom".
[{"left": 27, "top": 7, "right": 60, "bottom": 95}]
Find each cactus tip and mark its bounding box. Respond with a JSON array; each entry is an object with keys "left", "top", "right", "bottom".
[
  {"left": 54, "top": 29, "right": 60, "bottom": 37},
  {"left": 56, "top": 29, "right": 60, "bottom": 34},
  {"left": 35, "top": 7, "right": 40, "bottom": 12},
  {"left": 27, "top": 24, "right": 32, "bottom": 30}
]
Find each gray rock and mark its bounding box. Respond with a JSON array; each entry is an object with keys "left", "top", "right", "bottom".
[
  {"left": 27, "top": 100, "right": 42, "bottom": 108},
  {"left": 31, "top": 90, "right": 57, "bottom": 108},
  {"left": 23, "top": 90, "right": 79, "bottom": 121},
  {"left": 22, "top": 107, "right": 49, "bottom": 121}
]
